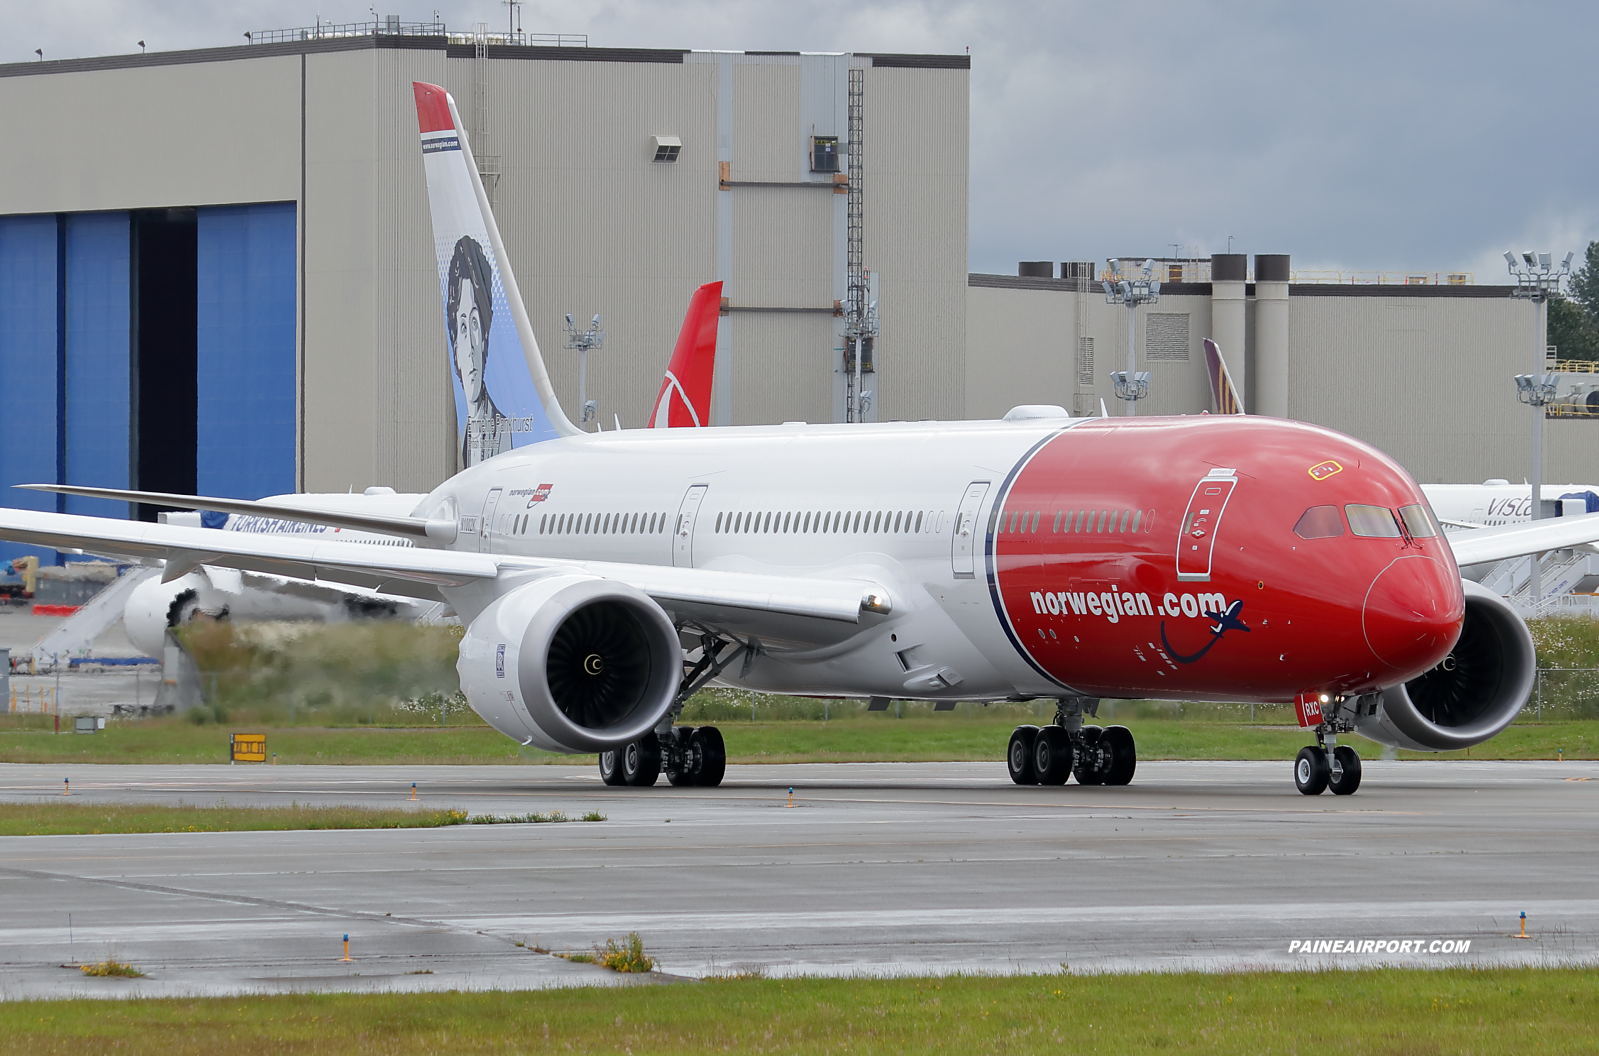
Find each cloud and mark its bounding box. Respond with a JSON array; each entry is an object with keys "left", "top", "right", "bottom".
[{"left": 7, "top": 0, "right": 1597, "bottom": 273}]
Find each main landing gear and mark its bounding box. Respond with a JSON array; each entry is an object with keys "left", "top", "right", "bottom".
[
  {"left": 1294, "top": 727, "right": 1361, "bottom": 796},
  {"left": 599, "top": 726, "right": 727, "bottom": 788},
  {"left": 1007, "top": 697, "right": 1136, "bottom": 786}
]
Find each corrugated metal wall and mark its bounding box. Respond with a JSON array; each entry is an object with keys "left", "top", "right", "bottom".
[
  {"left": 1289, "top": 294, "right": 1538, "bottom": 484},
  {"left": 63, "top": 212, "right": 129, "bottom": 517},
  {"left": 864, "top": 66, "right": 969, "bottom": 423},
  {"left": 196, "top": 204, "right": 297, "bottom": 499}
]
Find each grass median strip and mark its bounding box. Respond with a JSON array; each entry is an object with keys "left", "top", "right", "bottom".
[
  {"left": 6, "top": 714, "right": 1599, "bottom": 766},
  {"left": 0, "top": 802, "right": 606, "bottom": 836},
  {"left": 2, "top": 967, "right": 1595, "bottom": 1054}
]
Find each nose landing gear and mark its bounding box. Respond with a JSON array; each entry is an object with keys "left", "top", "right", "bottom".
[
  {"left": 1295, "top": 726, "right": 1362, "bottom": 796},
  {"left": 1006, "top": 698, "right": 1137, "bottom": 786}
]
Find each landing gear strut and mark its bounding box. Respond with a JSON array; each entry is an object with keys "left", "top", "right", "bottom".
[
  {"left": 1007, "top": 698, "right": 1136, "bottom": 787},
  {"left": 596, "top": 629, "right": 746, "bottom": 790},
  {"left": 1296, "top": 725, "right": 1361, "bottom": 796}
]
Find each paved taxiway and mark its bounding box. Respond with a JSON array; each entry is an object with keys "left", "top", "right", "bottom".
[{"left": 1, "top": 758, "right": 1596, "bottom": 998}]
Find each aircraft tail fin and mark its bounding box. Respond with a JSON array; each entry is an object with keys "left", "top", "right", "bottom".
[
  {"left": 1203, "top": 338, "right": 1246, "bottom": 414},
  {"left": 412, "top": 82, "right": 579, "bottom": 459},
  {"left": 650, "top": 281, "right": 722, "bottom": 428}
]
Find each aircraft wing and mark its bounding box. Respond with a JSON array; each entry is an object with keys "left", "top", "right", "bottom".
[
  {"left": 18, "top": 483, "right": 446, "bottom": 542},
  {"left": 1445, "top": 515, "right": 1599, "bottom": 567},
  {"left": 0, "top": 508, "right": 888, "bottom": 625}
]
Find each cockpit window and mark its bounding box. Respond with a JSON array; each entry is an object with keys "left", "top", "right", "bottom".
[
  {"left": 1399, "top": 504, "right": 1438, "bottom": 538},
  {"left": 1345, "top": 504, "right": 1402, "bottom": 538},
  {"left": 1293, "top": 505, "right": 1344, "bottom": 539}
]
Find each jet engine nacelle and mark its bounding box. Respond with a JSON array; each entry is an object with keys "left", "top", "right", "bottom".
[
  {"left": 456, "top": 574, "right": 681, "bottom": 753},
  {"left": 1353, "top": 579, "right": 1534, "bottom": 752}
]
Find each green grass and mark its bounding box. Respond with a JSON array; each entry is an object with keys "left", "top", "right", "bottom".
[
  {"left": 0, "top": 801, "right": 479, "bottom": 836},
  {"left": 3, "top": 968, "right": 1597, "bottom": 1054},
  {"left": 5, "top": 711, "right": 1599, "bottom": 766}
]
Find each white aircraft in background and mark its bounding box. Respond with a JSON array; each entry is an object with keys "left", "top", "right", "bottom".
[{"left": 9, "top": 82, "right": 1599, "bottom": 798}]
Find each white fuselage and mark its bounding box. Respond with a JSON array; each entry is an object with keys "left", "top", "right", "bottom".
[{"left": 419, "top": 418, "right": 1073, "bottom": 702}]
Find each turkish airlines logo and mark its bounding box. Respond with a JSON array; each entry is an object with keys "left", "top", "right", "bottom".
[{"left": 651, "top": 370, "right": 702, "bottom": 428}]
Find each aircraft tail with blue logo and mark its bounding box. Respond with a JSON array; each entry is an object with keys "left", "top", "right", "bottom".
[{"left": 413, "top": 82, "right": 580, "bottom": 463}]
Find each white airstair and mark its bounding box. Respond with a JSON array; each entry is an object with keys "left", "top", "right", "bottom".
[{"left": 30, "top": 567, "right": 158, "bottom": 670}]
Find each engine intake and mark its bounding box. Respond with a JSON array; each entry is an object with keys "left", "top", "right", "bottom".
[
  {"left": 1353, "top": 579, "right": 1534, "bottom": 752},
  {"left": 457, "top": 574, "right": 680, "bottom": 753}
]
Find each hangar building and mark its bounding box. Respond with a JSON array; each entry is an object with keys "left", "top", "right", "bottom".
[
  {"left": 0, "top": 22, "right": 968, "bottom": 545},
  {"left": 966, "top": 256, "right": 1588, "bottom": 487}
]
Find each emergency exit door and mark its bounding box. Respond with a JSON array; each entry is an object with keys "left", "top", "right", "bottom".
[
  {"left": 673, "top": 485, "right": 709, "bottom": 567},
  {"left": 479, "top": 488, "right": 503, "bottom": 553},
  {"left": 951, "top": 481, "right": 990, "bottom": 579},
  {"left": 1176, "top": 469, "right": 1237, "bottom": 581}
]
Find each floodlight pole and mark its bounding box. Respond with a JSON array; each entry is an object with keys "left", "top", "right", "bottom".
[
  {"left": 1508, "top": 250, "right": 1572, "bottom": 611},
  {"left": 1103, "top": 260, "right": 1159, "bottom": 415},
  {"left": 563, "top": 313, "right": 605, "bottom": 429}
]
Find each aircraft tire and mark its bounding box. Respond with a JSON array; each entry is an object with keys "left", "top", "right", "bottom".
[
  {"left": 1294, "top": 746, "right": 1330, "bottom": 795},
  {"left": 691, "top": 726, "right": 727, "bottom": 788},
  {"left": 1033, "top": 725, "right": 1073, "bottom": 785},
  {"left": 622, "top": 733, "right": 662, "bottom": 787},
  {"left": 1073, "top": 725, "right": 1105, "bottom": 785},
  {"left": 1100, "top": 725, "right": 1137, "bottom": 786},
  {"left": 599, "top": 750, "right": 625, "bottom": 786},
  {"left": 1329, "top": 745, "right": 1362, "bottom": 795},
  {"left": 665, "top": 727, "right": 696, "bottom": 786},
  {"left": 1007, "top": 725, "right": 1040, "bottom": 785}
]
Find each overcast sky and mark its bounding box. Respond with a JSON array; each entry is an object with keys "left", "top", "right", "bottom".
[{"left": 6, "top": 0, "right": 1595, "bottom": 279}]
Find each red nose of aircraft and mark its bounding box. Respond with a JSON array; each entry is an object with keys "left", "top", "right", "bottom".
[{"left": 1362, "top": 554, "right": 1464, "bottom": 679}]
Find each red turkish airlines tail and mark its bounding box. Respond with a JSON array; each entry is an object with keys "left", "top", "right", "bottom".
[{"left": 650, "top": 281, "right": 722, "bottom": 428}]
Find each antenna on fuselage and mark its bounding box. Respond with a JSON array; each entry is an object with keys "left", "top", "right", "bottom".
[{"left": 1099, "top": 398, "right": 1109, "bottom": 418}]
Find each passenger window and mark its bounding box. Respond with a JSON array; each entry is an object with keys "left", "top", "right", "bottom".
[
  {"left": 916, "top": 511, "right": 925, "bottom": 533},
  {"left": 1294, "top": 506, "right": 1344, "bottom": 539},
  {"left": 1399, "top": 504, "right": 1438, "bottom": 538},
  {"left": 1130, "top": 510, "right": 1141, "bottom": 533},
  {"left": 1344, "top": 504, "right": 1400, "bottom": 538}
]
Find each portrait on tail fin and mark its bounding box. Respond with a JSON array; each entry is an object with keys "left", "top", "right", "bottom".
[
  {"left": 413, "top": 80, "right": 573, "bottom": 463},
  {"left": 1203, "top": 338, "right": 1245, "bottom": 415},
  {"left": 447, "top": 235, "right": 509, "bottom": 464}
]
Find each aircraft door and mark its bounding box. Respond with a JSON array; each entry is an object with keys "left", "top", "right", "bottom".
[
  {"left": 951, "top": 481, "right": 990, "bottom": 579},
  {"left": 673, "top": 484, "right": 709, "bottom": 567},
  {"left": 479, "top": 488, "right": 504, "bottom": 553},
  {"left": 1176, "top": 469, "right": 1237, "bottom": 581}
]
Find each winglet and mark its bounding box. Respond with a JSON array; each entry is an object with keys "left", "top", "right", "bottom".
[
  {"left": 650, "top": 281, "right": 722, "bottom": 428},
  {"left": 413, "top": 82, "right": 580, "bottom": 460},
  {"left": 1203, "top": 338, "right": 1246, "bottom": 414}
]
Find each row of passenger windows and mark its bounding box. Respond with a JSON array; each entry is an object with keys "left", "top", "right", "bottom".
[
  {"left": 715, "top": 509, "right": 937, "bottom": 535},
  {"left": 519, "top": 511, "right": 671, "bottom": 536},
  {"left": 1294, "top": 503, "right": 1438, "bottom": 540},
  {"left": 997, "top": 508, "right": 1153, "bottom": 535}
]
